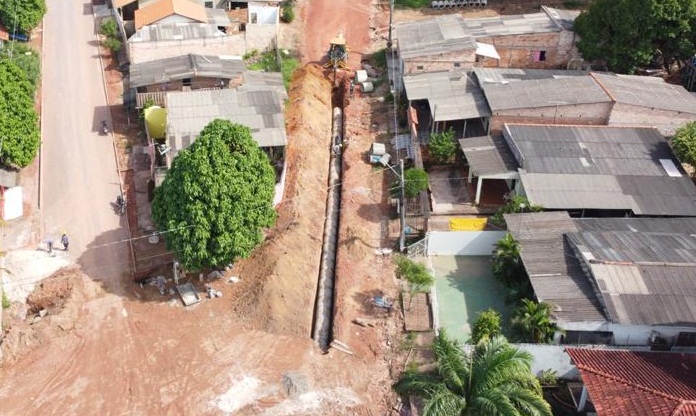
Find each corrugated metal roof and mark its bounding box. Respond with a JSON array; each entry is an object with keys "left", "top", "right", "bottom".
[
  {"left": 459, "top": 135, "right": 518, "bottom": 176},
  {"left": 166, "top": 88, "right": 286, "bottom": 161},
  {"left": 508, "top": 212, "right": 696, "bottom": 326},
  {"left": 592, "top": 72, "right": 696, "bottom": 115},
  {"left": 403, "top": 71, "right": 490, "bottom": 120},
  {"left": 505, "top": 211, "right": 606, "bottom": 323},
  {"left": 129, "top": 54, "right": 245, "bottom": 88},
  {"left": 507, "top": 125, "right": 696, "bottom": 216},
  {"left": 461, "top": 6, "right": 575, "bottom": 38},
  {"left": 395, "top": 15, "right": 477, "bottom": 60},
  {"left": 483, "top": 76, "right": 611, "bottom": 111},
  {"left": 129, "top": 23, "right": 226, "bottom": 42},
  {"left": 473, "top": 67, "right": 588, "bottom": 85}
]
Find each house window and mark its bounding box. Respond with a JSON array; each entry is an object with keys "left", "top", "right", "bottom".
[
  {"left": 453, "top": 62, "right": 461, "bottom": 68},
  {"left": 416, "top": 65, "right": 424, "bottom": 71},
  {"left": 250, "top": 12, "right": 258, "bottom": 24},
  {"left": 533, "top": 50, "right": 547, "bottom": 62},
  {"left": 205, "top": 1, "right": 213, "bottom": 7},
  {"left": 676, "top": 332, "right": 696, "bottom": 347},
  {"left": 182, "top": 78, "right": 192, "bottom": 87}
]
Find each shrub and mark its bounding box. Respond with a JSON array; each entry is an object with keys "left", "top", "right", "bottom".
[
  {"left": 489, "top": 195, "right": 542, "bottom": 228},
  {"left": 2, "top": 290, "right": 10, "bottom": 309},
  {"left": 399, "top": 168, "right": 428, "bottom": 198},
  {"left": 281, "top": 1, "right": 295, "bottom": 23},
  {"left": 428, "top": 129, "right": 457, "bottom": 164},
  {"left": 471, "top": 308, "right": 502, "bottom": 344},
  {"left": 537, "top": 369, "right": 558, "bottom": 386},
  {"left": 103, "top": 38, "right": 122, "bottom": 54},
  {"left": 100, "top": 18, "right": 119, "bottom": 39}
]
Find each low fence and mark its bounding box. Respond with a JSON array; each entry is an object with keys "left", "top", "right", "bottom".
[{"left": 427, "top": 231, "right": 506, "bottom": 256}]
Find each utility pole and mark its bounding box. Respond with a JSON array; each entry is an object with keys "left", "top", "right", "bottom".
[
  {"left": 387, "top": 0, "right": 394, "bottom": 50},
  {"left": 399, "top": 158, "right": 406, "bottom": 252}
]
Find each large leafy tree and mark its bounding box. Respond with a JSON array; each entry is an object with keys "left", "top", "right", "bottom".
[
  {"left": 152, "top": 119, "right": 277, "bottom": 271},
  {"left": 0, "top": 42, "right": 40, "bottom": 95},
  {"left": 511, "top": 299, "right": 561, "bottom": 344},
  {"left": 0, "top": 59, "right": 40, "bottom": 168},
  {"left": 428, "top": 129, "right": 457, "bottom": 164},
  {"left": 393, "top": 331, "right": 552, "bottom": 416},
  {"left": 574, "top": 0, "right": 696, "bottom": 73},
  {"left": 0, "top": 0, "right": 47, "bottom": 35},
  {"left": 672, "top": 121, "right": 696, "bottom": 170},
  {"left": 394, "top": 255, "right": 435, "bottom": 309}
]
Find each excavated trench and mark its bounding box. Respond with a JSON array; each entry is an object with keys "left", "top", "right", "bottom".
[{"left": 311, "top": 82, "right": 346, "bottom": 350}]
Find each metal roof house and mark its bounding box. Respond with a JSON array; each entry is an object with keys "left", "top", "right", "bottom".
[
  {"left": 394, "top": 6, "right": 579, "bottom": 76},
  {"left": 506, "top": 211, "right": 696, "bottom": 347},
  {"left": 128, "top": 22, "right": 245, "bottom": 65},
  {"left": 592, "top": 72, "right": 696, "bottom": 136},
  {"left": 504, "top": 124, "right": 696, "bottom": 217},
  {"left": 128, "top": 54, "right": 246, "bottom": 107},
  {"left": 161, "top": 85, "right": 287, "bottom": 177},
  {"left": 566, "top": 348, "right": 696, "bottom": 415}
]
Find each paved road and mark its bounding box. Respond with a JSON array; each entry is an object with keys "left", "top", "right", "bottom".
[{"left": 41, "top": 1, "right": 130, "bottom": 284}]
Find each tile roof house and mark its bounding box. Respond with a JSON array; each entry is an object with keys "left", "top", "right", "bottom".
[
  {"left": 505, "top": 211, "right": 696, "bottom": 347},
  {"left": 134, "top": 0, "right": 208, "bottom": 30},
  {"left": 566, "top": 348, "right": 696, "bottom": 415}
]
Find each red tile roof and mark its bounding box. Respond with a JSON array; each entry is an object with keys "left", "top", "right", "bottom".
[{"left": 567, "top": 348, "right": 696, "bottom": 416}]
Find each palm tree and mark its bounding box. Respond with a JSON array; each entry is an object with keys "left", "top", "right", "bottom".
[
  {"left": 491, "top": 233, "right": 533, "bottom": 303},
  {"left": 511, "top": 299, "right": 561, "bottom": 343},
  {"left": 393, "top": 331, "right": 552, "bottom": 416}
]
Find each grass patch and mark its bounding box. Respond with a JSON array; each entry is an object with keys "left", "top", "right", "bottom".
[
  {"left": 246, "top": 48, "right": 300, "bottom": 90},
  {"left": 395, "top": 0, "right": 430, "bottom": 8},
  {"left": 2, "top": 290, "right": 10, "bottom": 309}
]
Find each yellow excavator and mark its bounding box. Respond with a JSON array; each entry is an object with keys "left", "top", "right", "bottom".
[{"left": 324, "top": 32, "right": 349, "bottom": 71}]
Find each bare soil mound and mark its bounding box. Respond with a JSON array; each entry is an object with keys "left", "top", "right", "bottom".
[{"left": 231, "top": 64, "right": 333, "bottom": 337}]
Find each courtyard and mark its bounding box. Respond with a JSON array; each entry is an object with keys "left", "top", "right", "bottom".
[{"left": 429, "top": 255, "right": 511, "bottom": 343}]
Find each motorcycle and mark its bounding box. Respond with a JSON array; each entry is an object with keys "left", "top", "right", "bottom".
[
  {"left": 115, "top": 194, "right": 126, "bottom": 215},
  {"left": 101, "top": 120, "right": 109, "bottom": 135}
]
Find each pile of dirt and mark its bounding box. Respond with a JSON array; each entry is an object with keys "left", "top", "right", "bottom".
[
  {"left": 231, "top": 64, "right": 333, "bottom": 337},
  {"left": 25, "top": 268, "right": 77, "bottom": 315},
  {"left": 1, "top": 268, "right": 82, "bottom": 363}
]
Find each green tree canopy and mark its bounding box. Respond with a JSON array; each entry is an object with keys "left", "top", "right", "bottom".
[
  {"left": 151, "top": 119, "right": 277, "bottom": 271},
  {"left": 428, "top": 129, "right": 457, "bottom": 164},
  {"left": 491, "top": 233, "right": 533, "bottom": 304},
  {"left": 394, "top": 255, "right": 434, "bottom": 308},
  {"left": 511, "top": 299, "right": 561, "bottom": 344},
  {"left": 489, "top": 195, "right": 542, "bottom": 228},
  {"left": 0, "top": 0, "right": 47, "bottom": 35},
  {"left": 672, "top": 121, "right": 696, "bottom": 169},
  {"left": 574, "top": 0, "right": 696, "bottom": 73},
  {"left": 393, "top": 331, "right": 552, "bottom": 416},
  {"left": 0, "top": 42, "right": 40, "bottom": 95},
  {"left": 0, "top": 59, "right": 40, "bottom": 168},
  {"left": 403, "top": 167, "right": 429, "bottom": 198},
  {"left": 471, "top": 308, "right": 502, "bottom": 344}
]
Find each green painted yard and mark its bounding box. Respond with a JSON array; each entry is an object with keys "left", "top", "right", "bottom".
[{"left": 430, "top": 256, "right": 511, "bottom": 343}]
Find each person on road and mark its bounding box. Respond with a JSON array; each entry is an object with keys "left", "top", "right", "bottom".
[
  {"left": 46, "top": 239, "right": 54, "bottom": 255},
  {"left": 61, "top": 233, "right": 69, "bottom": 251}
]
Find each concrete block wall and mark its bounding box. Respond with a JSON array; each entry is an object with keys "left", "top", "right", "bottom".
[
  {"left": 608, "top": 103, "right": 696, "bottom": 137},
  {"left": 402, "top": 49, "right": 477, "bottom": 75},
  {"left": 489, "top": 102, "right": 612, "bottom": 133},
  {"left": 478, "top": 32, "right": 574, "bottom": 69}
]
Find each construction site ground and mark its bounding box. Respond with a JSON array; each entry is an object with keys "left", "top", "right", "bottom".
[{"left": 0, "top": 1, "right": 555, "bottom": 414}]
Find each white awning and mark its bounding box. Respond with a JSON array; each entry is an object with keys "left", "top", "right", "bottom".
[{"left": 475, "top": 42, "right": 500, "bottom": 60}]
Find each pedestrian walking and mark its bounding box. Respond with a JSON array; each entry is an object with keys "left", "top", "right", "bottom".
[
  {"left": 61, "top": 233, "right": 69, "bottom": 251},
  {"left": 46, "top": 239, "right": 54, "bottom": 255}
]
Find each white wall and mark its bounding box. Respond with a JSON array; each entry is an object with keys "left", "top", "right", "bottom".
[
  {"left": 249, "top": 4, "right": 278, "bottom": 25},
  {"left": 427, "top": 231, "right": 507, "bottom": 256},
  {"left": 2, "top": 187, "right": 23, "bottom": 220},
  {"left": 561, "top": 320, "right": 696, "bottom": 346},
  {"left": 459, "top": 342, "right": 579, "bottom": 379}
]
